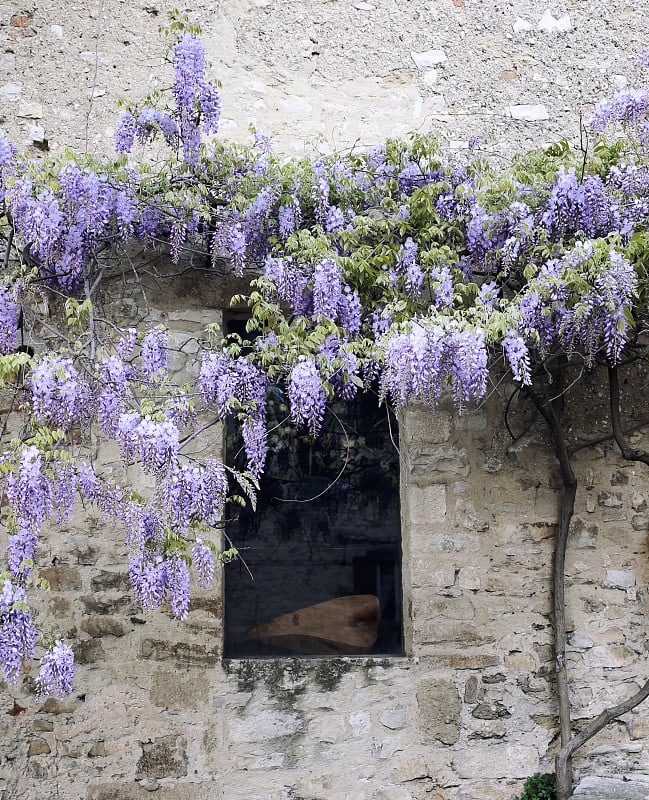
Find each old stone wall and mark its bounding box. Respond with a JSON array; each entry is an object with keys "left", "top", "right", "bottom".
[
  {"left": 2, "top": 1, "right": 649, "bottom": 798},
  {"left": 0, "top": 261, "right": 648, "bottom": 800},
  {"left": 1, "top": 0, "right": 647, "bottom": 158}
]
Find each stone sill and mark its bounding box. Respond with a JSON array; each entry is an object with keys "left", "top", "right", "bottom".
[{"left": 222, "top": 655, "right": 416, "bottom": 692}]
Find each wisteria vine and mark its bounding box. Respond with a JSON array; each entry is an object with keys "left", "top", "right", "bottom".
[{"left": 0, "top": 29, "right": 648, "bottom": 701}]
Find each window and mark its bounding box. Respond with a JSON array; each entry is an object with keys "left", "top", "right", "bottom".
[{"left": 223, "top": 322, "right": 403, "bottom": 658}]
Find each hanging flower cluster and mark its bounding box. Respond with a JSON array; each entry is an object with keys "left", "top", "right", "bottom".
[{"left": 1, "top": 29, "right": 649, "bottom": 701}]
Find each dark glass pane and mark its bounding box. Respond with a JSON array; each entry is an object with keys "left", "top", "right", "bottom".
[{"left": 224, "top": 386, "right": 403, "bottom": 658}]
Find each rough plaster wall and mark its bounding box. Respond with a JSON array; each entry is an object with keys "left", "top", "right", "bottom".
[
  {"left": 2, "top": 2, "right": 649, "bottom": 799},
  {"left": 0, "top": 0, "right": 648, "bottom": 157}
]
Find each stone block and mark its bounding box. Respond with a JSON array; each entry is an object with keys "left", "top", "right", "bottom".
[
  {"left": 188, "top": 596, "right": 223, "bottom": 616},
  {"left": 584, "top": 645, "right": 635, "bottom": 668},
  {"left": 471, "top": 702, "right": 510, "bottom": 720},
  {"left": 458, "top": 566, "right": 482, "bottom": 589},
  {"left": 150, "top": 669, "right": 209, "bottom": 710},
  {"left": 379, "top": 705, "right": 406, "bottom": 730},
  {"left": 406, "top": 484, "right": 446, "bottom": 527},
  {"left": 80, "top": 617, "right": 125, "bottom": 638},
  {"left": 88, "top": 782, "right": 219, "bottom": 799},
  {"left": 597, "top": 491, "right": 623, "bottom": 508},
  {"left": 571, "top": 517, "right": 598, "bottom": 549},
  {"left": 417, "top": 621, "right": 494, "bottom": 647},
  {"left": 88, "top": 741, "right": 108, "bottom": 757},
  {"left": 402, "top": 407, "right": 451, "bottom": 444},
  {"left": 411, "top": 591, "right": 475, "bottom": 622},
  {"left": 454, "top": 500, "right": 489, "bottom": 532},
  {"left": 229, "top": 710, "right": 303, "bottom": 742},
  {"left": 628, "top": 718, "right": 649, "bottom": 740},
  {"left": 349, "top": 710, "right": 371, "bottom": 736},
  {"left": 75, "top": 639, "right": 105, "bottom": 664},
  {"left": 631, "top": 514, "right": 649, "bottom": 531},
  {"left": 452, "top": 744, "right": 538, "bottom": 779},
  {"left": 39, "top": 566, "right": 81, "bottom": 591},
  {"left": 390, "top": 752, "right": 442, "bottom": 784},
  {"left": 28, "top": 738, "right": 51, "bottom": 756},
  {"left": 416, "top": 532, "right": 481, "bottom": 554},
  {"left": 90, "top": 571, "right": 130, "bottom": 592},
  {"left": 602, "top": 570, "right": 635, "bottom": 589},
  {"left": 464, "top": 675, "right": 479, "bottom": 703},
  {"left": 411, "top": 561, "right": 455, "bottom": 590},
  {"left": 573, "top": 775, "right": 649, "bottom": 799},
  {"left": 416, "top": 678, "right": 460, "bottom": 744},
  {"left": 80, "top": 594, "right": 132, "bottom": 615},
  {"left": 422, "top": 653, "right": 500, "bottom": 670},
  {"left": 409, "top": 446, "right": 469, "bottom": 479},
  {"left": 135, "top": 735, "right": 187, "bottom": 779},
  {"left": 70, "top": 543, "right": 100, "bottom": 565},
  {"left": 40, "top": 698, "right": 79, "bottom": 714},
  {"left": 308, "top": 714, "right": 346, "bottom": 742},
  {"left": 48, "top": 596, "right": 71, "bottom": 618},
  {"left": 504, "top": 651, "right": 536, "bottom": 670},
  {"left": 140, "top": 639, "right": 220, "bottom": 665},
  {"left": 468, "top": 721, "right": 507, "bottom": 739},
  {"left": 454, "top": 410, "right": 487, "bottom": 431},
  {"left": 566, "top": 632, "right": 594, "bottom": 649},
  {"left": 373, "top": 787, "right": 415, "bottom": 800}
]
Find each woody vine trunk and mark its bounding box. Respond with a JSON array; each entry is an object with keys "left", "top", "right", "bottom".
[{"left": 530, "top": 364, "right": 649, "bottom": 799}]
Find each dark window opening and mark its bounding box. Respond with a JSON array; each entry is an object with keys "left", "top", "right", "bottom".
[{"left": 223, "top": 322, "right": 403, "bottom": 658}]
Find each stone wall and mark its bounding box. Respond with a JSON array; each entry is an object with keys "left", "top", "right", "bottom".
[
  {"left": 0, "top": 262, "right": 648, "bottom": 800},
  {"left": 2, "top": 1, "right": 649, "bottom": 797},
  {"left": 1, "top": 0, "right": 648, "bottom": 158}
]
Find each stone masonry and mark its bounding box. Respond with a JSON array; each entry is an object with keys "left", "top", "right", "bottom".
[
  {"left": 2, "top": 1, "right": 649, "bottom": 798},
  {"left": 0, "top": 261, "right": 647, "bottom": 800}
]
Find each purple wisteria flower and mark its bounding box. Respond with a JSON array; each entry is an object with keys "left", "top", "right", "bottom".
[
  {"left": 166, "top": 459, "right": 227, "bottom": 535},
  {"left": 0, "top": 286, "right": 18, "bottom": 355},
  {"left": 7, "top": 527, "right": 38, "bottom": 580},
  {"left": 98, "top": 355, "right": 135, "bottom": 436},
  {"left": 141, "top": 327, "right": 169, "bottom": 381},
  {"left": 0, "top": 579, "right": 36, "bottom": 685},
  {"left": 129, "top": 552, "right": 191, "bottom": 620},
  {"left": 35, "top": 641, "right": 75, "bottom": 699},
  {"left": 312, "top": 159, "right": 331, "bottom": 225},
  {"left": 278, "top": 204, "right": 297, "bottom": 238},
  {"left": 115, "top": 111, "right": 137, "bottom": 153},
  {"left": 227, "top": 222, "right": 247, "bottom": 276},
  {"left": 241, "top": 412, "right": 267, "bottom": 478},
  {"left": 396, "top": 238, "right": 423, "bottom": 296},
  {"left": 116, "top": 413, "right": 179, "bottom": 476},
  {"left": 313, "top": 257, "right": 343, "bottom": 318},
  {"left": 170, "top": 34, "right": 221, "bottom": 165},
  {"left": 288, "top": 358, "right": 326, "bottom": 433},
  {"left": 325, "top": 205, "right": 345, "bottom": 233},
  {"left": 339, "top": 285, "right": 361, "bottom": 335},
  {"left": 503, "top": 330, "right": 532, "bottom": 385},
  {"left": 29, "top": 356, "right": 93, "bottom": 430},
  {"left": 0, "top": 133, "right": 14, "bottom": 169},
  {"left": 429, "top": 266, "right": 453, "bottom": 309},
  {"left": 165, "top": 555, "right": 191, "bottom": 620},
  {"left": 543, "top": 167, "right": 583, "bottom": 238},
  {"left": 192, "top": 539, "right": 215, "bottom": 587},
  {"left": 380, "top": 321, "right": 488, "bottom": 409},
  {"left": 263, "top": 256, "right": 309, "bottom": 315},
  {"left": 6, "top": 446, "right": 54, "bottom": 533},
  {"left": 592, "top": 87, "right": 649, "bottom": 136},
  {"left": 129, "top": 554, "right": 166, "bottom": 612}
]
